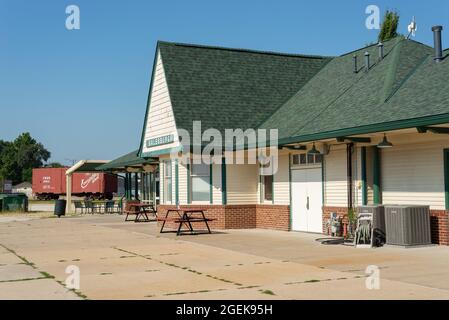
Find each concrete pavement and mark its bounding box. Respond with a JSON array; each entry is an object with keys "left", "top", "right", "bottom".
[{"left": 1, "top": 214, "right": 449, "bottom": 299}]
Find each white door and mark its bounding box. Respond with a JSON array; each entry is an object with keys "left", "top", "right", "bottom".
[{"left": 291, "top": 168, "right": 323, "bottom": 233}]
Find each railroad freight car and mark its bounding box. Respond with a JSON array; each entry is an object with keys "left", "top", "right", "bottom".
[{"left": 32, "top": 168, "right": 117, "bottom": 200}]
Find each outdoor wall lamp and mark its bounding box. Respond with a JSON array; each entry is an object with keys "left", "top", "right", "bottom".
[
  {"left": 307, "top": 143, "right": 321, "bottom": 155},
  {"left": 377, "top": 134, "right": 393, "bottom": 148}
]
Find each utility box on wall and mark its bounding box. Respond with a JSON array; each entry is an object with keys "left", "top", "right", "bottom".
[{"left": 384, "top": 205, "right": 431, "bottom": 246}]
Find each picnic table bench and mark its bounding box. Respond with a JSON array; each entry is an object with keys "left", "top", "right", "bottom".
[
  {"left": 124, "top": 202, "right": 157, "bottom": 222},
  {"left": 158, "top": 207, "right": 215, "bottom": 235}
]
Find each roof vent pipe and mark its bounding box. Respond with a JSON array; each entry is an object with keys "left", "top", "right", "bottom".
[
  {"left": 353, "top": 55, "right": 358, "bottom": 73},
  {"left": 364, "top": 52, "right": 370, "bottom": 71},
  {"left": 432, "top": 25, "right": 443, "bottom": 62},
  {"left": 378, "top": 42, "right": 384, "bottom": 61}
]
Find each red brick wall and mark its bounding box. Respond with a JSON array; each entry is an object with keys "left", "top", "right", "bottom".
[
  {"left": 322, "top": 206, "right": 449, "bottom": 245},
  {"left": 156, "top": 204, "right": 289, "bottom": 231},
  {"left": 430, "top": 210, "right": 449, "bottom": 245},
  {"left": 256, "top": 205, "right": 290, "bottom": 231},
  {"left": 322, "top": 206, "right": 348, "bottom": 235}
]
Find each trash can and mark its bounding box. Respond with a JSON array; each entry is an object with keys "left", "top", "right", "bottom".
[
  {"left": 0, "top": 193, "right": 28, "bottom": 212},
  {"left": 54, "top": 199, "right": 66, "bottom": 217}
]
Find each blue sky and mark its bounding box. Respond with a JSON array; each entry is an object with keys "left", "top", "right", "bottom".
[{"left": 1, "top": 0, "right": 448, "bottom": 164}]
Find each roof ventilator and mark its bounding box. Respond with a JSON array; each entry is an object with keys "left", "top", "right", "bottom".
[
  {"left": 364, "top": 52, "right": 370, "bottom": 72},
  {"left": 432, "top": 25, "right": 443, "bottom": 62},
  {"left": 377, "top": 42, "right": 384, "bottom": 61}
]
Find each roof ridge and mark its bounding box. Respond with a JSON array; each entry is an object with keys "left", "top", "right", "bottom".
[
  {"left": 157, "top": 40, "right": 331, "bottom": 59},
  {"left": 339, "top": 36, "right": 406, "bottom": 57}
]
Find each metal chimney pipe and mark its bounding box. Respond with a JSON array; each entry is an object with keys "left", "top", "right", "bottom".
[
  {"left": 353, "top": 55, "right": 358, "bottom": 73},
  {"left": 432, "top": 25, "right": 443, "bottom": 62},
  {"left": 364, "top": 52, "right": 370, "bottom": 71},
  {"left": 378, "top": 42, "right": 384, "bottom": 61}
]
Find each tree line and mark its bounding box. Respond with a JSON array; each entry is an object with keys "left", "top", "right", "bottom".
[{"left": 0, "top": 133, "right": 63, "bottom": 185}]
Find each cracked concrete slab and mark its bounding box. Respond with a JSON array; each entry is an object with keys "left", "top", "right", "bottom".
[{"left": 1, "top": 214, "right": 449, "bottom": 299}]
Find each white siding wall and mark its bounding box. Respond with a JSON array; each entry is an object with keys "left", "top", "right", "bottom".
[
  {"left": 227, "top": 163, "right": 258, "bottom": 204},
  {"left": 172, "top": 159, "right": 176, "bottom": 203},
  {"left": 324, "top": 145, "right": 347, "bottom": 207},
  {"left": 159, "top": 161, "right": 164, "bottom": 203},
  {"left": 273, "top": 153, "right": 290, "bottom": 205},
  {"left": 381, "top": 134, "right": 449, "bottom": 210},
  {"left": 352, "top": 147, "right": 361, "bottom": 207},
  {"left": 178, "top": 162, "right": 188, "bottom": 204},
  {"left": 141, "top": 51, "right": 180, "bottom": 155}
]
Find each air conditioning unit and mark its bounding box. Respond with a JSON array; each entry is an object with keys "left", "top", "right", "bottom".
[
  {"left": 384, "top": 205, "right": 431, "bottom": 246},
  {"left": 357, "top": 205, "right": 386, "bottom": 246}
]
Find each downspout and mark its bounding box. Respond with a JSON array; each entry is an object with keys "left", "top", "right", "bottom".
[
  {"left": 373, "top": 147, "right": 381, "bottom": 204},
  {"left": 346, "top": 143, "right": 354, "bottom": 209}
]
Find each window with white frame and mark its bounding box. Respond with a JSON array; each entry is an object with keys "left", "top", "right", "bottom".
[
  {"left": 291, "top": 153, "right": 323, "bottom": 166},
  {"left": 163, "top": 161, "right": 172, "bottom": 203},
  {"left": 190, "top": 162, "right": 210, "bottom": 202}
]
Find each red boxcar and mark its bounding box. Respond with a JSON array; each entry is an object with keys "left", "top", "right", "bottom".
[{"left": 32, "top": 168, "right": 117, "bottom": 200}]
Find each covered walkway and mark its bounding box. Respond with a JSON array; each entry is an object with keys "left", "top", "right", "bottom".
[{"left": 96, "top": 150, "right": 159, "bottom": 205}]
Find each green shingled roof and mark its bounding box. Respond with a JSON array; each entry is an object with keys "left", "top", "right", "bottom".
[
  {"left": 140, "top": 38, "right": 449, "bottom": 153},
  {"left": 158, "top": 41, "right": 331, "bottom": 135},
  {"left": 97, "top": 150, "right": 157, "bottom": 171},
  {"left": 260, "top": 37, "right": 449, "bottom": 143}
]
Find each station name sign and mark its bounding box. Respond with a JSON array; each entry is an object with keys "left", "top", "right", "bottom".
[{"left": 146, "top": 134, "right": 174, "bottom": 148}]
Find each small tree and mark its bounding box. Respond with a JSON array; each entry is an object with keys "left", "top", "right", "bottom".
[{"left": 378, "top": 10, "right": 400, "bottom": 42}]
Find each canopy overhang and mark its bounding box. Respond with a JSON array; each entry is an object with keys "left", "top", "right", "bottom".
[
  {"left": 65, "top": 160, "right": 110, "bottom": 213},
  {"left": 96, "top": 150, "right": 158, "bottom": 173}
]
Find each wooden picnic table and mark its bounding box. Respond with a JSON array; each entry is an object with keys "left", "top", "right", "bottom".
[
  {"left": 125, "top": 202, "right": 156, "bottom": 222},
  {"left": 158, "top": 207, "right": 214, "bottom": 235}
]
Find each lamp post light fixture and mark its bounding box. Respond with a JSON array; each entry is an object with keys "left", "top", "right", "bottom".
[
  {"left": 377, "top": 134, "right": 393, "bottom": 148},
  {"left": 307, "top": 143, "right": 321, "bottom": 155}
]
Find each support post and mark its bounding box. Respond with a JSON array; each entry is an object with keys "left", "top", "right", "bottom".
[
  {"left": 361, "top": 146, "right": 367, "bottom": 205},
  {"left": 134, "top": 173, "right": 139, "bottom": 200},
  {"left": 373, "top": 147, "right": 381, "bottom": 204},
  {"left": 66, "top": 173, "right": 72, "bottom": 213},
  {"left": 346, "top": 143, "right": 354, "bottom": 209}
]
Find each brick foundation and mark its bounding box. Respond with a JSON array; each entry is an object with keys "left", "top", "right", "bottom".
[
  {"left": 322, "top": 206, "right": 449, "bottom": 245},
  {"left": 430, "top": 210, "right": 449, "bottom": 245},
  {"left": 156, "top": 204, "right": 290, "bottom": 231}
]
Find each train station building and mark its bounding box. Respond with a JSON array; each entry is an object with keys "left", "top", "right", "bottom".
[{"left": 134, "top": 28, "right": 449, "bottom": 244}]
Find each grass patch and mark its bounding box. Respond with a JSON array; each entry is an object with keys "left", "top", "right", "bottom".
[
  {"left": 237, "top": 285, "right": 260, "bottom": 290},
  {"left": 0, "top": 276, "right": 48, "bottom": 283},
  {"left": 304, "top": 279, "right": 321, "bottom": 283},
  {"left": 259, "top": 289, "right": 275, "bottom": 296},
  {"left": 39, "top": 271, "right": 55, "bottom": 279}
]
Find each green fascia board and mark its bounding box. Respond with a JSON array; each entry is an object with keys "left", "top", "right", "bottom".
[
  {"left": 187, "top": 162, "right": 191, "bottom": 204},
  {"left": 288, "top": 153, "right": 292, "bottom": 231},
  {"left": 372, "top": 147, "right": 381, "bottom": 205},
  {"left": 209, "top": 164, "right": 213, "bottom": 204},
  {"left": 140, "top": 146, "right": 183, "bottom": 158},
  {"left": 444, "top": 149, "right": 449, "bottom": 210},
  {"left": 221, "top": 157, "right": 227, "bottom": 205},
  {"left": 277, "top": 113, "right": 449, "bottom": 146},
  {"left": 138, "top": 44, "right": 161, "bottom": 158}
]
